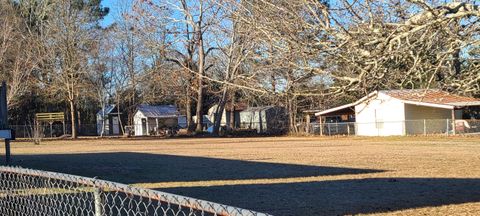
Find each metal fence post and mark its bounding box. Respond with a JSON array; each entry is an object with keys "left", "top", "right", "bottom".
[
  {"left": 94, "top": 187, "right": 104, "bottom": 216},
  {"left": 337, "top": 122, "right": 340, "bottom": 135},
  {"left": 423, "top": 119, "right": 426, "bottom": 136},
  {"left": 354, "top": 123, "right": 356, "bottom": 135},
  {"left": 4, "top": 140, "right": 10, "bottom": 165},
  {"left": 0, "top": 166, "right": 271, "bottom": 216},
  {"left": 446, "top": 119, "right": 449, "bottom": 136}
]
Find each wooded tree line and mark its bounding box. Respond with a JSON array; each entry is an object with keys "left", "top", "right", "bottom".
[{"left": 1, "top": 0, "right": 479, "bottom": 137}]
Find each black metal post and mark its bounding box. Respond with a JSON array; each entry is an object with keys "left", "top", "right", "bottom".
[
  {"left": 1, "top": 81, "right": 10, "bottom": 165},
  {"left": 5, "top": 140, "right": 10, "bottom": 165}
]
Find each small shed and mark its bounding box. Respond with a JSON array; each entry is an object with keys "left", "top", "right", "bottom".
[
  {"left": 239, "top": 106, "right": 288, "bottom": 134},
  {"left": 207, "top": 103, "right": 247, "bottom": 129},
  {"left": 96, "top": 105, "right": 122, "bottom": 136},
  {"left": 133, "top": 104, "right": 179, "bottom": 136}
]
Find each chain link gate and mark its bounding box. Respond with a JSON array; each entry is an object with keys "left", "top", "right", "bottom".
[{"left": 0, "top": 166, "right": 271, "bottom": 216}]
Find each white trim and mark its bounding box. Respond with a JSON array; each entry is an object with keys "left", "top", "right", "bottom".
[
  {"left": 315, "top": 91, "right": 378, "bottom": 116},
  {"left": 447, "top": 101, "right": 480, "bottom": 107},
  {"left": 147, "top": 115, "right": 179, "bottom": 119},
  {"left": 402, "top": 100, "right": 454, "bottom": 110},
  {"left": 315, "top": 103, "right": 356, "bottom": 116},
  {"left": 315, "top": 90, "right": 480, "bottom": 117}
]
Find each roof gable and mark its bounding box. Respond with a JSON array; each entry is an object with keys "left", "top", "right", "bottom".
[
  {"left": 315, "top": 91, "right": 379, "bottom": 116},
  {"left": 97, "top": 105, "right": 116, "bottom": 117}
]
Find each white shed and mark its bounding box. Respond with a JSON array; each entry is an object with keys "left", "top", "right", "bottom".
[
  {"left": 133, "top": 104, "right": 179, "bottom": 136},
  {"left": 315, "top": 89, "right": 480, "bottom": 136},
  {"left": 207, "top": 103, "right": 246, "bottom": 129}
]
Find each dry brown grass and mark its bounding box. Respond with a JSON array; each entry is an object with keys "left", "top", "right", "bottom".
[{"left": 2, "top": 136, "right": 480, "bottom": 215}]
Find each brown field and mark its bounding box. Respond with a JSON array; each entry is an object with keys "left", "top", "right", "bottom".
[{"left": 2, "top": 136, "right": 480, "bottom": 215}]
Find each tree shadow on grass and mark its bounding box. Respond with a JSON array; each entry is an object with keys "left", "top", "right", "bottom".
[
  {"left": 11, "top": 152, "right": 382, "bottom": 184},
  {"left": 160, "top": 177, "right": 480, "bottom": 215},
  {"left": 11, "top": 153, "right": 479, "bottom": 215}
]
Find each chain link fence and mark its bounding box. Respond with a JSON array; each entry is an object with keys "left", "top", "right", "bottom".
[
  {"left": 0, "top": 166, "right": 270, "bottom": 216},
  {"left": 10, "top": 124, "right": 96, "bottom": 139},
  {"left": 10, "top": 121, "right": 292, "bottom": 139},
  {"left": 306, "top": 119, "right": 480, "bottom": 136}
]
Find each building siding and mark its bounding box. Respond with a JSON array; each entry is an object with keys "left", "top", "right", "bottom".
[
  {"left": 403, "top": 104, "right": 461, "bottom": 135},
  {"left": 134, "top": 111, "right": 146, "bottom": 136},
  {"left": 404, "top": 104, "right": 451, "bottom": 120},
  {"left": 355, "top": 93, "right": 405, "bottom": 136}
]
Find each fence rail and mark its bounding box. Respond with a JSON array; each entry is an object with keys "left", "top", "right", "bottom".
[
  {"left": 306, "top": 119, "right": 480, "bottom": 136},
  {"left": 0, "top": 166, "right": 270, "bottom": 216},
  {"left": 9, "top": 122, "right": 291, "bottom": 139},
  {"left": 12, "top": 119, "right": 480, "bottom": 138}
]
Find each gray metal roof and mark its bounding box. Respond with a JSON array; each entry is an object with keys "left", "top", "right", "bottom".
[{"left": 137, "top": 104, "right": 179, "bottom": 118}]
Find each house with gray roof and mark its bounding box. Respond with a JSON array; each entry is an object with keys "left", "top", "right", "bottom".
[{"left": 133, "top": 104, "right": 180, "bottom": 136}]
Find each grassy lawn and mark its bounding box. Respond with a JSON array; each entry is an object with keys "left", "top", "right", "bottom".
[{"left": 2, "top": 136, "right": 480, "bottom": 215}]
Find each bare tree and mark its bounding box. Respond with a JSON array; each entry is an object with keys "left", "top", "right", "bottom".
[
  {"left": 221, "top": 0, "right": 480, "bottom": 131},
  {"left": 323, "top": 0, "right": 480, "bottom": 95},
  {"left": 87, "top": 26, "right": 116, "bottom": 137},
  {"left": 0, "top": 1, "right": 43, "bottom": 109},
  {"left": 41, "top": 0, "right": 108, "bottom": 138},
  {"left": 134, "top": 0, "right": 224, "bottom": 133},
  {"left": 209, "top": 6, "right": 256, "bottom": 135},
  {"left": 4, "top": 0, "right": 479, "bottom": 136}
]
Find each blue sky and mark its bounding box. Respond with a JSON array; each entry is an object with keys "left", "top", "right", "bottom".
[{"left": 100, "top": 0, "right": 123, "bottom": 27}]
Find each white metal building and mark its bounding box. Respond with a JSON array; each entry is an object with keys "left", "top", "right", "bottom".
[
  {"left": 133, "top": 105, "right": 179, "bottom": 136},
  {"left": 239, "top": 106, "right": 288, "bottom": 134},
  {"left": 207, "top": 104, "right": 246, "bottom": 129},
  {"left": 315, "top": 89, "right": 480, "bottom": 136}
]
